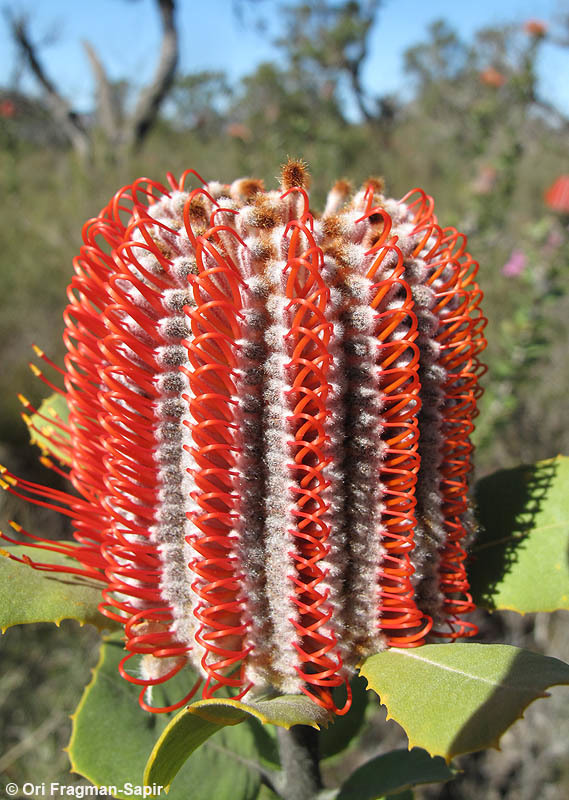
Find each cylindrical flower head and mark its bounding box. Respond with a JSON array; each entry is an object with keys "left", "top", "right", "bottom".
[{"left": 2, "top": 164, "right": 486, "bottom": 715}]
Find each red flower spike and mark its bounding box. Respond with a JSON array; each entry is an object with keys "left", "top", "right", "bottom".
[
  {"left": 545, "top": 175, "right": 569, "bottom": 214},
  {"left": 523, "top": 19, "right": 547, "bottom": 37},
  {"left": 480, "top": 67, "right": 506, "bottom": 88},
  {"left": 2, "top": 163, "right": 486, "bottom": 715}
]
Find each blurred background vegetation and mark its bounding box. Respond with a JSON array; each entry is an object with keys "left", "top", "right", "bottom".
[{"left": 1, "top": 1, "right": 568, "bottom": 798}]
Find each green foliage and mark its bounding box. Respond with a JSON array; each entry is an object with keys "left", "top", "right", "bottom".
[
  {"left": 144, "top": 695, "right": 328, "bottom": 792},
  {"left": 24, "top": 391, "right": 71, "bottom": 465},
  {"left": 470, "top": 455, "right": 569, "bottom": 613},
  {"left": 171, "top": 70, "right": 232, "bottom": 134},
  {"left": 404, "top": 19, "right": 465, "bottom": 88},
  {"left": 67, "top": 620, "right": 569, "bottom": 795},
  {"left": 334, "top": 748, "right": 455, "bottom": 799},
  {"left": 475, "top": 218, "right": 569, "bottom": 463},
  {"left": 359, "top": 644, "right": 569, "bottom": 761},
  {"left": 69, "top": 636, "right": 273, "bottom": 800},
  {"left": 0, "top": 544, "right": 112, "bottom": 631}
]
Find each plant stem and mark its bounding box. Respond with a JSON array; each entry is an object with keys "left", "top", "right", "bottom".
[{"left": 276, "top": 725, "right": 323, "bottom": 800}]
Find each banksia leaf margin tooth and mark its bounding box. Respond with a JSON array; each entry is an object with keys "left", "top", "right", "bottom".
[{"left": 1, "top": 162, "right": 486, "bottom": 717}]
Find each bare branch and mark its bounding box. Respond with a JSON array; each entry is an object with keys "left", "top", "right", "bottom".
[
  {"left": 83, "top": 40, "right": 120, "bottom": 143},
  {"left": 346, "top": 57, "right": 374, "bottom": 122},
  {"left": 534, "top": 95, "right": 569, "bottom": 131},
  {"left": 122, "top": 0, "right": 179, "bottom": 151},
  {"left": 342, "top": 0, "right": 382, "bottom": 123},
  {"left": 5, "top": 10, "right": 91, "bottom": 159}
]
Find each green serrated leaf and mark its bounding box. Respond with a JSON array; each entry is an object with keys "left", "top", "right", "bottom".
[
  {"left": 144, "top": 693, "right": 330, "bottom": 791},
  {"left": 25, "top": 391, "right": 71, "bottom": 465},
  {"left": 0, "top": 544, "right": 113, "bottom": 631},
  {"left": 70, "top": 636, "right": 268, "bottom": 800},
  {"left": 359, "top": 643, "right": 569, "bottom": 761},
  {"left": 336, "top": 748, "right": 454, "bottom": 800},
  {"left": 471, "top": 455, "right": 569, "bottom": 613}
]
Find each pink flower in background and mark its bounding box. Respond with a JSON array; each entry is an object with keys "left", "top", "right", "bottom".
[
  {"left": 472, "top": 165, "right": 497, "bottom": 196},
  {"left": 545, "top": 228, "right": 564, "bottom": 252},
  {"left": 225, "top": 122, "right": 252, "bottom": 141},
  {"left": 502, "top": 249, "right": 527, "bottom": 277}
]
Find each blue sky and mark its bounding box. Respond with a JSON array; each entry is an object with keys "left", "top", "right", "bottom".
[{"left": 1, "top": 0, "right": 568, "bottom": 114}]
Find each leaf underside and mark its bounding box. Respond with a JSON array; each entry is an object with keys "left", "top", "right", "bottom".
[
  {"left": 144, "top": 693, "right": 330, "bottom": 791},
  {"left": 471, "top": 455, "right": 569, "bottom": 613},
  {"left": 360, "top": 643, "right": 569, "bottom": 761}
]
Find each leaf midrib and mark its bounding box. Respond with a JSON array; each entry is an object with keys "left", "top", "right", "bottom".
[
  {"left": 473, "top": 520, "right": 565, "bottom": 552},
  {"left": 394, "top": 650, "right": 537, "bottom": 693}
]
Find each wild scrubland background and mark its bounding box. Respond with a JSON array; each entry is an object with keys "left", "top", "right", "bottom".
[{"left": 1, "top": 2, "right": 568, "bottom": 798}]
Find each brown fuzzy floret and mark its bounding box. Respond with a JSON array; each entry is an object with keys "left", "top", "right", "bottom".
[
  {"left": 322, "top": 214, "right": 345, "bottom": 239},
  {"left": 253, "top": 233, "right": 277, "bottom": 262},
  {"left": 281, "top": 158, "right": 311, "bottom": 190},
  {"left": 250, "top": 197, "right": 281, "bottom": 230},
  {"left": 332, "top": 179, "right": 352, "bottom": 196},
  {"left": 187, "top": 196, "right": 209, "bottom": 224},
  {"left": 234, "top": 178, "right": 265, "bottom": 201},
  {"left": 364, "top": 176, "right": 385, "bottom": 195}
]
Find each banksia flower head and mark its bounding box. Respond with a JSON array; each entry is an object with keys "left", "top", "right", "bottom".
[
  {"left": 1, "top": 162, "right": 486, "bottom": 716},
  {"left": 523, "top": 19, "right": 548, "bottom": 38},
  {"left": 545, "top": 175, "right": 569, "bottom": 214},
  {"left": 480, "top": 67, "right": 506, "bottom": 88}
]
